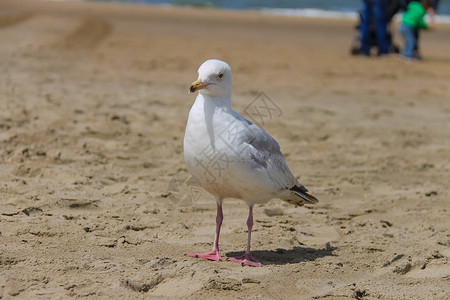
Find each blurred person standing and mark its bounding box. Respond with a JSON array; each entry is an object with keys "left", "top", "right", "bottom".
[
  {"left": 399, "top": 0, "right": 435, "bottom": 59},
  {"left": 360, "top": 0, "right": 390, "bottom": 56},
  {"left": 403, "top": 0, "right": 440, "bottom": 58},
  {"left": 350, "top": 0, "right": 402, "bottom": 55}
]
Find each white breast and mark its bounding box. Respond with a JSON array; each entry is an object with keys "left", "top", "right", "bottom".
[{"left": 183, "top": 95, "right": 282, "bottom": 204}]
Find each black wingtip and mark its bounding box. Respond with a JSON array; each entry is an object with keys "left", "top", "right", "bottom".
[
  {"left": 302, "top": 192, "right": 319, "bottom": 204},
  {"left": 290, "top": 185, "right": 319, "bottom": 204}
]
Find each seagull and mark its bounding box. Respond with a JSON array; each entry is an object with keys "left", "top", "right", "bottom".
[{"left": 184, "top": 59, "right": 318, "bottom": 267}]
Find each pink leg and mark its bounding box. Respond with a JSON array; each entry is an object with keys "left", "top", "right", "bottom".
[
  {"left": 227, "top": 205, "right": 262, "bottom": 267},
  {"left": 186, "top": 201, "right": 223, "bottom": 262}
]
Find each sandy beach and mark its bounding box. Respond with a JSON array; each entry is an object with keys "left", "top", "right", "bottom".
[{"left": 0, "top": 0, "right": 449, "bottom": 299}]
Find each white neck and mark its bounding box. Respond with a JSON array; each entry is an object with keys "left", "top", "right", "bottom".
[
  {"left": 200, "top": 93, "right": 232, "bottom": 110},
  {"left": 191, "top": 93, "right": 232, "bottom": 148}
]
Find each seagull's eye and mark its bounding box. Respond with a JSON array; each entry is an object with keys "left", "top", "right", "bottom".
[{"left": 218, "top": 73, "right": 224, "bottom": 79}]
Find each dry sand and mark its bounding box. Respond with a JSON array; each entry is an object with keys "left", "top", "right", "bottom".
[{"left": 0, "top": 0, "right": 449, "bottom": 299}]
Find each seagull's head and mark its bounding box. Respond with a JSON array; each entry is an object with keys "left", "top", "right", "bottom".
[{"left": 190, "top": 59, "right": 232, "bottom": 98}]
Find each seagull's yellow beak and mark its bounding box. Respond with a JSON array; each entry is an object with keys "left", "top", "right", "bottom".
[{"left": 189, "top": 79, "right": 210, "bottom": 93}]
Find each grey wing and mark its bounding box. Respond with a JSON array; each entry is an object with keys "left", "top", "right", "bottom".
[
  {"left": 231, "top": 113, "right": 319, "bottom": 205},
  {"left": 243, "top": 124, "right": 319, "bottom": 205},
  {"left": 240, "top": 121, "right": 299, "bottom": 191}
]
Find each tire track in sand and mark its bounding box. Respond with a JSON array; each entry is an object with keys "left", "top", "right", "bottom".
[
  {"left": 54, "top": 17, "right": 112, "bottom": 49},
  {"left": 0, "top": 12, "right": 33, "bottom": 29}
]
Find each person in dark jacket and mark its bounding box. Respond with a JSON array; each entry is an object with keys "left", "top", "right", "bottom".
[
  {"left": 360, "top": 0, "right": 390, "bottom": 56},
  {"left": 352, "top": 0, "right": 401, "bottom": 56}
]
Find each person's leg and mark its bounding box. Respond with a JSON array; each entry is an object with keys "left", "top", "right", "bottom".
[
  {"left": 413, "top": 29, "right": 419, "bottom": 50},
  {"left": 360, "top": 0, "right": 373, "bottom": 55},
  {"left": 373, "top": 0, "right": 389, "bottom": 55},
  {"left": 413, "top": 29, "right": 421, "bottom": 58},
  {"left": 400, "top": 24, "right": 415, "bottom": 58}
]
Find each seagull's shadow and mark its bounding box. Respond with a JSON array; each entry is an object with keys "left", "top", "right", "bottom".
[{"left": 226, "top": 243, "right": 337, "bottom": 266}]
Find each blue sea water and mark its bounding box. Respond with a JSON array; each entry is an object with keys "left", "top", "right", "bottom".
[{"left": 86, "top": 0, "right": 450, "bottom": 20}]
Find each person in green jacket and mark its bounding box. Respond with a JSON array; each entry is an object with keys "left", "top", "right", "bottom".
[{"left": 399, "top": 0, "right": 434, "bottom": 59}]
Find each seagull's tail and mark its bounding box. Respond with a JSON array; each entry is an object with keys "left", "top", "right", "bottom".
[{"left": 283, "top": 185, "right": 319, "bottom": 206}]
